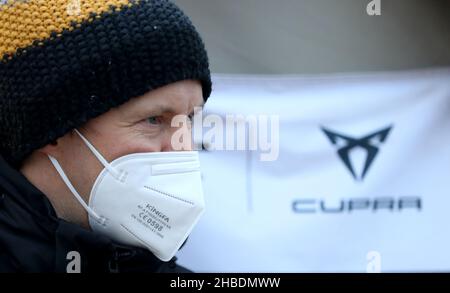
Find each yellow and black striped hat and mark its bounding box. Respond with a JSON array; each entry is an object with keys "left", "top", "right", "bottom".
[{"left": 0, "top": 0, "right": 211, "bottom": 167}]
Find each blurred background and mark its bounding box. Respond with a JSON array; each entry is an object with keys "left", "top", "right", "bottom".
[
  {"left": 174, "top": 0, "right": 450, "bottom": 74},
  {"left": 173, "top": 0, "right": 450, "bottom": 272}
]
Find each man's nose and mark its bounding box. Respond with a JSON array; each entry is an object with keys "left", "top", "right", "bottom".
[{"left": 161, "top": 124, "right": 193, "bottom": 152}]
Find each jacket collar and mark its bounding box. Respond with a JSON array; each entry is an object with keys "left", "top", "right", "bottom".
[{"left": 0, "top": 155, "right": 171, "bottom": 272}]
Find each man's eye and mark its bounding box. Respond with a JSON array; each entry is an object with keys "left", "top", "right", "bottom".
[{"left": 147, "top": 116, "right": 163, "bottom": 125}]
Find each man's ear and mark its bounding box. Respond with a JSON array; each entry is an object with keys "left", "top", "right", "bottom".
[
  {"left": 19, "top": 138, "right": 62, "bottom": 171},
  {"left": 37, "top": 139, "right": 60, "bottom": 158},
  {"left": 37, "top": 129, "right": 80, "bottom": 159}
]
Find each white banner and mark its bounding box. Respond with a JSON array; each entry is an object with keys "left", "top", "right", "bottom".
[{"left": 177, "top": 68, "right": 450, "bottom": 272}]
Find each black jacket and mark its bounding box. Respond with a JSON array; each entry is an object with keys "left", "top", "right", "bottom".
[{"left": 0, "top": 156, "right": 191, "bottom": 273}]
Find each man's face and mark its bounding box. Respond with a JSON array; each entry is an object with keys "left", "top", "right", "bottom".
[{"left": 24, "top": 79, "right": 204, "bottom": 228}]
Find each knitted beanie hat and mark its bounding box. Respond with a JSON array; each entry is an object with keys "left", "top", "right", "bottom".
[{"left": 0, "top": 0, "right": 212, "bottom": 168}]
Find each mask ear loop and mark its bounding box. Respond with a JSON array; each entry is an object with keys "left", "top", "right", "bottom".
[
  {"left": 48, "top": 155, "right": 106, "bottom": 225},
  {"left": 73, "top": 129, "right": 122, "bottom": 180}
]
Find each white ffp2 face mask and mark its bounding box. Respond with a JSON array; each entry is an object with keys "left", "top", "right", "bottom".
[{"left": 48, "top": 129, "right": 205, "bottom": 262}]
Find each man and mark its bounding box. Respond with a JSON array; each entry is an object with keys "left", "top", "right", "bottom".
[{"left": 0, "top": 0, "right": 211, "bottom": 272}]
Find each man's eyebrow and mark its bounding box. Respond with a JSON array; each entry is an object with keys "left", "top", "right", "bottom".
[
  {"left": 151, "top": 104, "right": 178, "bottom": 114},
  {"left": 136, "top": 101, "right": 205, "bottom": 117}
]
